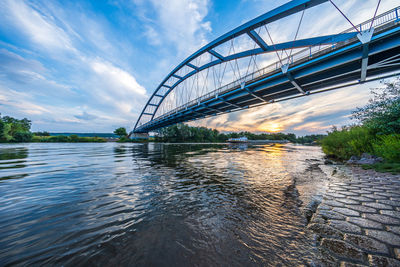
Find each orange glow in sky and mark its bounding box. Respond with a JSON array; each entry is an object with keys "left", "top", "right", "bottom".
[{"left": 258, "top": 122, "right": 283, "bottom": 133}]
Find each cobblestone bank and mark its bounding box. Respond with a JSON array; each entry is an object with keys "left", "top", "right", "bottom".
[{"left": 308, "top": 167, "right": 400, "bottom": 266}]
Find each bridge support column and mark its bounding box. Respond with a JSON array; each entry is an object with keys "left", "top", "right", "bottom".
[
  {"left": 131, "top": 133, "right": 149, "bottom": 139},
  {"left": 357, "top": 28, "right": 374, "bottom": 82}
]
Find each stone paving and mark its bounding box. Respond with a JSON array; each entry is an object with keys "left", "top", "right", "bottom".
[{"left": 308, "top": 167, "right": 400, "bottom": 266}]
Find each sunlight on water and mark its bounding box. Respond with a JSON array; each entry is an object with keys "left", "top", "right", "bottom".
[{"left": 0, "top": 143, "right": 327, "bottom": 266}]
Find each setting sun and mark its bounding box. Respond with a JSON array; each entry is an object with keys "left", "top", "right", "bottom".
[{"left": 258, "top": 122, "right": 283, "bottom": 133}]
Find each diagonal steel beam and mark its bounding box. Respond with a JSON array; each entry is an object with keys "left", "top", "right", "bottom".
[
  {"left": 172, "top": 74, "right": 183, "bottom": 80},
  {"left": 281, "top": 64, "right": 306, "bottom": 94},
  {"left": 186, "top": 63, "right": 199, "bottom": 70},
  {"left": 200, "top": 104, "right": 223, "bottom": 113},
  {"left": 218, "top": 96, "right": 243, "bottom": 109},
  {"left": 248, "top": 30, "right": 269, "bottom": 51},
  {"left": 242, "top": 83, "right": 268, "bottom": 102},
  {"left": 208, "top": 49, "right": 225, "bottom": 60}
]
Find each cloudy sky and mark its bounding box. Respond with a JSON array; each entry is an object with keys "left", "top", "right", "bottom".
[{"left": 0, "top": 0, "right": 397, "bottom": 135}]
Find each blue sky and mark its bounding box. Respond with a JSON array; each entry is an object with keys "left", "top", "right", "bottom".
[{"left": 0, "top": 0, "right": 397, "bottom": 134}]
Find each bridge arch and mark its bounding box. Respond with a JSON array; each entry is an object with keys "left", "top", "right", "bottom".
[{"left": 133, "top": 0, "right": 400, "bottom": 133}]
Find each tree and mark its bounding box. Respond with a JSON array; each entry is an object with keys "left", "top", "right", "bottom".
[
  {"left": 0, "top": 114, "right": 32, "bottom": 142},
  {"left": 352, "top": 78, "right": 400, "bottom": 135},
  {"left": 34, "top": 131, "right": 50, "bottom": 136},
  {"left": 114, "top": 127, "right": 128, "bottom": 138},
  {"left": 13, "top": 131, "right": 33, "bottom": 142},
  {"left": 0, "top": 119, "right": 4, "bottom": 141}
]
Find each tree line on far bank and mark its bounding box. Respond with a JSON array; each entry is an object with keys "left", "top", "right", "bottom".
[
  {"left": 0, "top": 115, "right": 106, "bottom": 143},
  {"left": 0, "top": 115, "right": 324, "bottom": 144},
  {"left": 149, "top": 124, "right": 324, "bottom": 144}
]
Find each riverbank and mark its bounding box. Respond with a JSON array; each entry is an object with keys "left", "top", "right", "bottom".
[{"left": 307, "top": 165, "right": 400, "bottom": 265}]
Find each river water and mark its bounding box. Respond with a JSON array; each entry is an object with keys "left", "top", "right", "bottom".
[{"left": 0, "top": 143, "right": 330, "bottom": 266}]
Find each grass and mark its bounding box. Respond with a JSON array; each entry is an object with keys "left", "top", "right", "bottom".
[
  {"left": 32, "top": 135, "right": 106, "bottom": 142},
  {"left": 361, "top": 162, "right": 400, "bottom": 174}
]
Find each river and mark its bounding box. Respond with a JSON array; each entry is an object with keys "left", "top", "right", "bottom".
[{"left": 0, "top": 142, "right": 331, "bottom": 266}]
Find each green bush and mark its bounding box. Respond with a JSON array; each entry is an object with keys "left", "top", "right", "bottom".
[
  {"left": 50, "top": 135, "right": 70, "bottom": 142},
  {"left": 321, "top": 126, "right": 374, "bottom": 160},
  {"left": 373, "top": 135, "right": 400, "bottom": 162},
  {"left": 69, "top": 134, "right": 79, "bottom": 142},
  {"left": 12, "top": 131, "right": 33, "bottom": 142}
]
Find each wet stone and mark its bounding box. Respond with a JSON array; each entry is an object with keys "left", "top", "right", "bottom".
[
  {"left": 375, "top": 192, "right": 397, "bottom": 198},
  {"left": 363, "top": 202, "right": 393, "bottom": 210},
  {"left": 311, "top": 214, "right": 326, "bottom": 224},
  {"left": 348, "top": 196, "right": 374, "bottom": 202},
  {"left": 339, "top": 262, "right": 365, "bottom": 267},
  {"left": 378, "top": 199, "right": 400, "bottom": 207},
  {"left": 363, "top": 187, "right": 385, "bottom": 193},
  {"left": 344, "top": 234, "right": 389, "bottom": 254},
  {"left": 320, "top": 238, "right": 366, "bottom": 262},
  {"left": 363, "top": 194, "right": 388, "bottom": 200},
  {"left": 326, "top": 192, "right": 348, "bottom": 199},
  {"left": 346, "top": 217, "right": 384, "bottom": 229},
  {"left": 348, "top": 189, "right": 372, "bottom": 195},
  {"left": 329, "top": 220, "right": 362, "bottom": 234},
  {"left": 307, "top": 223, "right": 344, "bottom": 239},
  {"left": 364, "top": 214, "right": 400, "bottom": 225},
  {"left": 318, "top": 209, "right": 347, "bottom": 220},
  {"left": 341, "top": 185, "right": 360, "bottom": 190},
  {"left": 324, "top": 200, "right": 345, "bottom": 208},
  {"left": 345, "top": 205, "right": 376, "bottom": 213},
  {"left": 317, "top": 204, "right": 332, "bottom": 210},
  {"left": 319, "top": 247, "right": 340, "bottom": 266},
  {"left": 357, "top": 184, "right": 372, "bottom": 189},
  {"left": 336, "top": 198, "right": 360, "bottom": 205},
  {"left": 329, "top": 186, "right": 348, "bottom": 191},
  {"left": 340, "top": 191, "right": 359, "bottom": 196},
  {"left": 331, "top": 182, "right": 350, "bottom": 186},
  {"left": 332, "top": 207, "right": 360, "bottom": 217},
  {"left": 379, "top": 210, "right": 400, "bottom": 218},
  {"left": 368, "top": 254, "right": 400, "bottom": 267},
  {"left": 387, "top": 226, "right": 400, "bottom": 235},
  {"left": 386, "top": 190, "right": 400, "bottom": 196},
  {"left": 366, "top": 230, "right": 400, "bottom": 246}
]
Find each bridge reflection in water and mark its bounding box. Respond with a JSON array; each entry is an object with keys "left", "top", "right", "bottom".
[{"left": 133, "top": 0, "right": 400, "bottom": 133}]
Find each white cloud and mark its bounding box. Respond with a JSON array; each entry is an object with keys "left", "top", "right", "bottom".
[
  {"left": 0, "top": 88, "right": 49, "bottom": 115},
  {"left": 4, "top": 0, "right": 76, "bottom": 53},
  {"left": 138, "top": 0, "right": 211, "bottom": 55},
  {"left": 90, "top": 59, "right": 147, "bottom": 96},
  {"left": 193, "top": 83, "right": 374, "bottom": 134}
]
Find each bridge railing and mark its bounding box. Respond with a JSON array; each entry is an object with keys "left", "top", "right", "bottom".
[{"left": 140, "top": 6, "right": 399, "bottom": 130}]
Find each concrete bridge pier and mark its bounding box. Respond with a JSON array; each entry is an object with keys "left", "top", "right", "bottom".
[{"left": 130, "top": 132, "right": 149, "bottom": 140}]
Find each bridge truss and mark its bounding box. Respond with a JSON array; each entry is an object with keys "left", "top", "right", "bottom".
[{"left": 133, "top": 0, "right": 400, "bottom": 133}]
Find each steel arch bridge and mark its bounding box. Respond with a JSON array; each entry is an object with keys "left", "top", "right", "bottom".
[{"left": 132, "top": 0, "right": 400, "bottom": 134}]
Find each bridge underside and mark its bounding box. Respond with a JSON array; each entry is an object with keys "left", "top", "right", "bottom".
[{"left": 134, "top": 22, "right": 400, "bottom": 133}]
